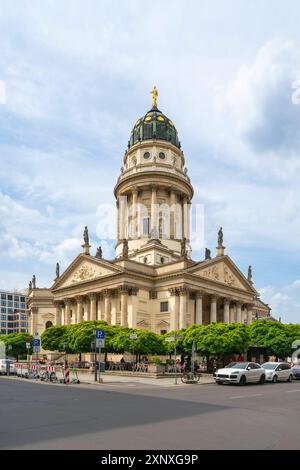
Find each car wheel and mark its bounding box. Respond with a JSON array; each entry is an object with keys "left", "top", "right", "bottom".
[
  {"left": 287, "top": 375, "right": 293, "bottom": 382},
  {"left": 259, "top": 374, "right": 265, "bottom": 384},
  {"left": 239, "top": 375, "right": 246, "bottom": 386},
  {"left": 216, "top": 381, "right": 223, "bottom": 385},
  {"left": 272, "top": 375, "right": 278, "bottom": 383}
]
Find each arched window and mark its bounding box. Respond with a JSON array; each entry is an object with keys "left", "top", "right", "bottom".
[{"left": 45, "top": 321, "right": 53, "bottom": 329}]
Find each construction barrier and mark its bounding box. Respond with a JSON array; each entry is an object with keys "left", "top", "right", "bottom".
[
  {"left": 64, "top": 365, "right": 70, "bottom": 384},
  {"left": 47, "top": 365, "right": 56, "bottom": 373}
]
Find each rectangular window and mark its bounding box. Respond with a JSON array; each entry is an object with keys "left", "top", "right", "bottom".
[
  {"left": 8, "top": 295, "right": 13, "bottom": 301},
  {"left": 143, "top": 217, "right": 150, "bottom": 236},
  {"left": 20, "top": 297, "right": 25, "bottom": 303},
  {"left": 160, "top": 301, "right": 169, "bottom": 313}
]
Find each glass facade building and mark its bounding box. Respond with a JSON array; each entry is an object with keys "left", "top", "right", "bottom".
[{"left": 0, "top": 290, "right": 28, "bottom": 335}]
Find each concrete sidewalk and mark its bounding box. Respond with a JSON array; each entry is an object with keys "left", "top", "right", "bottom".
[{"left": 8, "top": 371, "right": 215, "bottom": 387}]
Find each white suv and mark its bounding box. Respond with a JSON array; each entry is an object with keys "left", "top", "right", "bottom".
[
  {"left": 214, "top": 361, "right": 266, "bottom": 385},
  {"left": 262, "top": 362, "right": 293, "bottom": 383}
]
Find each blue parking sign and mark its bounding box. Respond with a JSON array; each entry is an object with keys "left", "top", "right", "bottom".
[
  {"left": 33, "top": 339, "right": 40, "bottom": 347},
  {"left": 96, "top": 329, "right": 105, "bottom": 339}
]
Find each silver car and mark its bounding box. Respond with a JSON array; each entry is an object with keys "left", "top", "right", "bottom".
[
  {"left": 0, "top": 358, "right": 15, "bottom": 375},
  {"left": 262, "top": 362, "right": 293, "bottom": 383},
  {"left": 214, "top": 361, "right": 266, "bottom": 385}
]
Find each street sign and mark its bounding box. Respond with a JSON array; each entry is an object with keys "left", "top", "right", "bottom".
[
  {"left": 166, "top": 336, "right": 174, "bottom": 342},
  {"left": 26, "top": 343, "right": 30, "bottom": 349},
  {"left": 96, "top": 338, "right": 105, "bottom": 348},
  {"left": 33, "top": 339, "right": 40, "bottom": 347},
  {"left": 95, "top": 329, "right": 105, "bottom": 339},
  {"left": 130, "top": 334, "right": 137, "bottom": 340},
  {"left": 34, "top": 332, "right": 40, "bottom": 339}
]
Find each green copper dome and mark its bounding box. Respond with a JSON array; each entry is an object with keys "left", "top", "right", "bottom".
[{"left": 128, "top": 105, "right": 181, "bottom": 149}]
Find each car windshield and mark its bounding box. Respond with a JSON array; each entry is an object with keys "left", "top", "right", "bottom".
[
  {"left": 262, "top": 363, "right": 278, "bottom": 370},
  {"left": 292, "top": 365, "right": 300, "bottom": 369},
  {"left": 225, "top": 362, "right": 248, "bottom": 369}
]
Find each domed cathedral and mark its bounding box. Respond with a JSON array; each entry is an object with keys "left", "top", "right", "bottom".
[{"left": 27, "top": 87, "right": 271, "bottom": 339}]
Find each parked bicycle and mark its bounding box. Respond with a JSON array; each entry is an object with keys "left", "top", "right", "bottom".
[{"left": 181, "top": 371, "right": 201, "bottom": 384}]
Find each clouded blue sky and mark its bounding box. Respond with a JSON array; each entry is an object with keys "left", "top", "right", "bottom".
[{"left": 0, "top": 0, "right": 300, "bottom": 322}]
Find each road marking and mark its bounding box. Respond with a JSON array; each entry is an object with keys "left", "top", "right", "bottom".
[
  {"left": 285, "top": 389, "right": 300, "bottom": 393},
  {"left": 229, "top": 394, "right": 262, "bottom": 399}
]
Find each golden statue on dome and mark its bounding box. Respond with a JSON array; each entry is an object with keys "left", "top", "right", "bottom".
[{"left": 151, "top": 85, "right": 158, "bottom": 107}]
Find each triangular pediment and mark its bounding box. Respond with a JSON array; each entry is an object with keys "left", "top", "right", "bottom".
[
  {"left": 52, "top": 255, "right": 123, "bottom": 290},
  {"left": 187, "top": 256, "right": 256, "bottom": 293}
]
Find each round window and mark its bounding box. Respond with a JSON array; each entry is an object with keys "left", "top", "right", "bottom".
[
  {"left": 143, "top": 152, "right": 150, "bottom": 159},
  {"left": 159, "top": 152, "right": 165, "bottom": 160}
]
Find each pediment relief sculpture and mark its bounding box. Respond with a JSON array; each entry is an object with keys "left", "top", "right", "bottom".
[
  {"left": 71, "top": 264, "right": 98, "bottom": 283},
  {"left": 196, "top": 262, "right": 244, "bottom": 289}
]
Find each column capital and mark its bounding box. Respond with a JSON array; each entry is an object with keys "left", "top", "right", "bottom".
[
  {"left": 64, "top": 298, "right": 73, "bottom": 306},
  {"left": 150, "top": 184, "right": 157, "bottom": 192},
  {"left": 53, "top": 300, "right": 63, "bottom": 307},
  {"left": 210, "top": 294, "right": 218, "bottom": 301},
  {"left": 223, "top": 297, "right": 231, "bottom": 306},
  {"left": 88, "top": 292, "right": 98, "bottom": 300},
  {"left": 128, "top": 287, "right": 139, "bottom": 296},
  {"left": 75, "top": 295, "right": 83, "bottom": 303},
  {"left": 177, "top": 286, "right": 188, "bottom": 296},
  {"left": 168, "top": 287, "right": 179, "bottom": 297},
  {"left": 196, "top": 290, "right": 205, "bottom": 299},
  {"left": 131, "top": 187, "right": 138, "bottom": 195},
  {"left": 149, "top": 290, "right": 157, "bottom": 299},
  {"left": 102, "top": 289, "right": 112, "bottom": 298},
  {"left": 31, "top": 307, "right": 38, "bottom": 314},
  {"left": 118, "top": 285, "right": 130, "bottom": 294}
]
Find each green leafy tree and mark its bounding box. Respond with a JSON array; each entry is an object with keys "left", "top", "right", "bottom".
[
  {"left": 1, "top": 333, "right": 34, "bottom": 359},
  {"left": 249, "top": 319, "right": 297, "bottom": 358},
  {"left": 111, "top": 329, "right": 166, "bottom": 356},
  {"left": 41, "top": 325, "right": 69, "bottom": 352},
  {"left": 187, "top": 323, "right": 249, "bottom": 357}
]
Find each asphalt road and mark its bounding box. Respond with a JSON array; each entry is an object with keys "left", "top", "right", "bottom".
[{"left": 1, "top": 376, "right": 300, "bottom": 450}]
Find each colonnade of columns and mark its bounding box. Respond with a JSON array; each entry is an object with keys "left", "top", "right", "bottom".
[
  {"left": 168, "top": 287, "right": 254, "bottom": 330},
  {"left": 117, "top": 186, "right": 191, "bottom": 242},
  {"left": 54, "top": 286, "right": 139, "bottom": 328}
]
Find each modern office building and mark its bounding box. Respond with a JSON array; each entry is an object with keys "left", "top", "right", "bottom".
[{"left": 0, "top": 290, "right": 28, "bottom": 335}]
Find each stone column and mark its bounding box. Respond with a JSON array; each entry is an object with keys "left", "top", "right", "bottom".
[
  {"left": 230, "top": 304, "right": 236, "bottom": 323},
  {"left": 85, "top": 298, "right": 91, "bottom": 321},
  {"left": 150, "top": 185, "right": 157, "bottom": 236},
  {"left": 242, "top": 306, "right": 248, "bottom": 323},
  {"left": 55, "top": 303, "right": 62, "bottom": 326},
  {"left": 131, "top": 188, "right": 138, "bottom": 238},
  {"left": 149, "top": 290, "right": 158, "bottom": 331},
  {"left": 128, "top": 287, "right": 139, "bottom": 328},
  {"left": 120, "top": 287, "right": 129, "bottom": 327},
  {"left": 89, "top": 293, "right": 97, "bottom": 321},
  {"left": 223, "top": 298, "right": 230, "bottom": 324},
  {"left": 195, "top": 292, "right": 203, "bottom": 325},
  {"left": 64, "top": 300, "right": 71, "bottom": 326},
  {"left": 183, "top": 196, "right": 190, "bottom": 240},
  {"left": 210, "top": 295, "right": 217, "bottom": 323},
  {"left": 169, "top": 288, "right": 179, "bottom": 331},
  {"left": 170, "top": 188, "right": 176, "bottom": 239},
  {"left": 247, "top": 304, "right": 253, "bottom": 324},
  {"left": 76, "top": 296, "right": 83, "bottom": 323},
  {"left": 119, "top": 194, "right": 127, "bottom": 240},
  {"left": 236, "top": 301, "right": 242, "bottom": 323},
  {"left": 31, "top": 307, "right": 38, "bottom": 333},
  {"left": 111, "top": 294, "right": 117, "bottom": 326},
  {"left": 178, "top": 287, "right": 187, "bottom": 329},
  {"left": 103, "top": 290, "right": 112, "bottom": 324}
]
